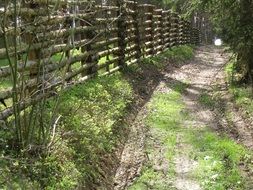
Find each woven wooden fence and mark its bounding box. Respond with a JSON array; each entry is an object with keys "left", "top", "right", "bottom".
[{"left": 0, "top": 0, "right": 201, "bottom": 121}]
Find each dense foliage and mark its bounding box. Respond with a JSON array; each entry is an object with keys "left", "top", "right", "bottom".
[
  {"left": 170, "top": 0, "right": 253, "bottom": 83},
  {"left": 203, "top": 0, "right": 253, "bottom": 83}
]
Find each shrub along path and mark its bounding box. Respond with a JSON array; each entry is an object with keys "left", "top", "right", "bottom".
[{"left": 113, "top": 46, "right": 253, "bottom": 190}]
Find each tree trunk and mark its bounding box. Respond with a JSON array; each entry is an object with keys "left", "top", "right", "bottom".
[{"left": 237, "top": 0, "right": 253, "bottom": 83}]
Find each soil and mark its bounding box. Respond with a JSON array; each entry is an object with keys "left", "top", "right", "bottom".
[{"left": 112, "top": 45, "right": 253, "bottom": 190}]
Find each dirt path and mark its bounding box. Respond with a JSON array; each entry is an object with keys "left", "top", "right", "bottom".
[
  {"left": 168, "top": 46, "right": 225, "bottom": 190},
  {"left": 113, "top": 46, "right": 253, "bottom": 190}
]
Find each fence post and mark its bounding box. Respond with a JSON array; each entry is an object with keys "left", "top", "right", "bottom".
[
  {"left": 182, "top": 19, "right": 187, "bottom": 45},
  {"left": 162, "top": 10, "right": 170, "bottom": 50},
  {"left": 22, "top": 2, "right": 41, "bottom": 79},
  {"left": 137, "top": 4, "right": 146, "bottom": 58},
  {"left": 185, "top": 21, "right": 191, "bottom": 44},
  {"left": 178, "top": 17, "right": 184, "bottom": 45},
  {"left": 63, "top": 4, "right": 72, "bottom": 79},
  {"left": 166, "top": 10, "right": 172, "bottom": 49},
  {"left": 199, "top": 28, "right": 202, "bottom": 44},
  {"left": 161, "top": 10, "right": 166, "bottom": 51},
  {"left": 132, "top": 1, "right": 142, "bottom": 63},
  {"left": 190, "top": 27, "right": 194, "bottom": 45},
  {"left": 147, "top": 5, "right": 155, "bottom": 56},
  {"left": 192, "top": 28, "right": 196, "bottom": 45},
  {"left": 153, "top": 9, "right": 160, "bottom": 55},
  {"left": 170, "top": 12, "right": 178, "bottom": 47},
  {"left": 116, "top": 0, "right": 127, "bottom": 68},
  {"left": 181, "top": 19, "right": 185, "bottom": 44},
  {"left": 153, "top": 8, "right": 158, "bottom": 55},
  {"left": 80, "top": 4, "right": 98, "bottom": 76},
  {"left": 21, "top": 1, "right": 42, "bottom": 97},
  {"left": 174, "top": 13, "right": 180, "bottom": 46},
  {"left": 191, "top": 28, "right": 200, "bottom": 45},
  {"left": 156, "top": 9, "right": 163, "bottom": 54}
]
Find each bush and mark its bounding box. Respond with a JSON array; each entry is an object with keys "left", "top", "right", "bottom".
[{"left": 0, "top": 73, "right": 133, "bottom": 189}]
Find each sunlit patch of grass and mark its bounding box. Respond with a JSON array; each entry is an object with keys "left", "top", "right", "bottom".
[
  {"left": 147, "top": 91, "right": 184, "bottom": 131},
  {"left": 51, "top": 52, "right": 65, "bottom": 62},
  {"left": 129, "top": 82, "right": 188, "bottom": 189},
  {"left": 128, "top": 166, "right": 176, "bottom": 190},
  {"left": 185, "top": 128, "right": 252, "bottom": 190},
  {"left": 130, "top": 69, "right": 252, "bottom": 190},
  {"left": 165, "top": 132, "right": 177, "bottom": 178}
]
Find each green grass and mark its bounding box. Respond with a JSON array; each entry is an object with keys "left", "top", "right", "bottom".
[
  {"left": 163, "top": 45, "right": 195, "bottom": 62},
  {"left": 129, "top": 65, "right": 252, "bottom": 190},
  {"left": 0, "top": 58, "right": 10, "bottom": 67},
  {"left": 0, "top": 73, "right": 133, "bottom": 189},
  {"left": 185, "top": 129, "right": 250, "bottom": 190},
  {"left": 0, "top": 59, "right": 12, "bottom": 91},
  {"left": 229, "top": 86, "right": 253, "bottom": 115},
  {"left": 225, "top": 60, "right": 253, "bottom": 116},
  {"left": 51, "top": 49, "right": 82, "bottom": 71},
  {"left": 142, "top": 45, "right": 195, "bottom": 69},
  {"left": 0, "top": 77, "right": 12, "bottom": 90},
  {"left": 225, "top": 60, "right": 235, "bottom": 83},
  {"left": 128, "top": 166, "right": 175, "bottom": 190},
  {"left": 129, "top": 82, "right": 187, "bottom": 190},
  {"left": 131, "top": 89, "right": 252, "bottom": 189},
  {"left": 147, "top": 91, "right": 185, "bottom": 130},
  {"left": 98, "top": 54, "right": 113, "bottom": 65},
  {"left": 129, "top": 45, "right": 195, "bottom": 190},
  {"left": 43, "top": 74, "right": 133, "bottom": 189},
  {"left": 0, "top": 44, "right": 195, "bottom": 189}
]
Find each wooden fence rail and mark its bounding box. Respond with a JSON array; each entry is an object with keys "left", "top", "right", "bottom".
[{"left": 0, "top": 0, "right": 201, "bottom": 121}]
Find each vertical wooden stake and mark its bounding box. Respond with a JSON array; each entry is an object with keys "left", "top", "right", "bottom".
[
  {"left": 116, "top": 0, "right": 127, "bottom": 68},
  {"left": 133, "top": 1, "right": 141, "bottom": 63},
  {"left": 148, "top": 5, "right": 155, "bottom": 56},
  {"left": 81, "top": 3, "right": 98, "bottom": 76}
]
